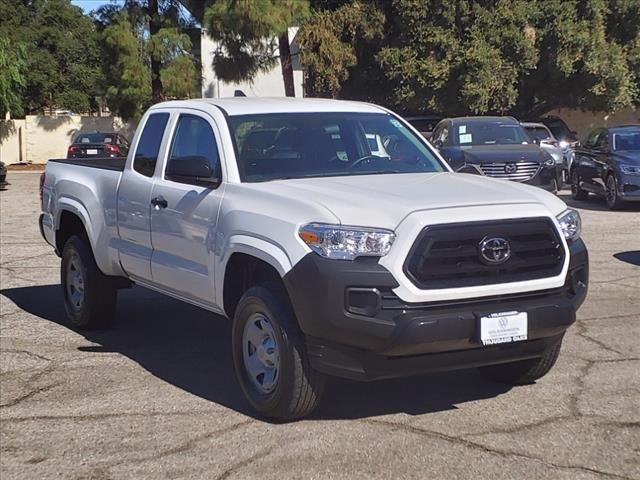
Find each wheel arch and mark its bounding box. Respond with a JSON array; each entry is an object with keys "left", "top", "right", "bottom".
[
  {"left": 222, "top": 251, "right": 288, "bottom": 320},
  {"left": 55, "top": 205, "right": 93, "bottom": 254}
]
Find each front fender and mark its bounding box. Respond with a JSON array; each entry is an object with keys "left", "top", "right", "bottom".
[{"left": 215, "top": 234, "right": 299, "bottom": 309}]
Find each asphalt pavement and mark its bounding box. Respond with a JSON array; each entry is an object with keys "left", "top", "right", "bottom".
[{"left": 1, "top": 171, "right": 639, "bottom": 479}]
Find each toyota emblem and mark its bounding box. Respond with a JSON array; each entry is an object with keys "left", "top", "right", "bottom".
[{"left": 479, "top": 237, "right": 512, "bottom": 265}]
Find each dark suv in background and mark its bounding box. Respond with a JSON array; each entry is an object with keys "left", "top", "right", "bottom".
[
  {"left": 430, "top": 116, "right": 560, "bottom": 191},
  {"left": 571, "top": 125, "right": 640, "bottom": 209},
  {"left": 67, "top": 132, "right": 130, "bottom": 159}
]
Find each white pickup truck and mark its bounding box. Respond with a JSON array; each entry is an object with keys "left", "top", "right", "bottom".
[{"left": 40, "top": 98, "right": 588, "bottom": 420}]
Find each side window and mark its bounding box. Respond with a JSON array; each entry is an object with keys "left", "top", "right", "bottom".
[
  {"left": 584, "top": 129, "right": 600, "bottom": 149},
  {"left": 596, "top": 131, "right": 609, "bottom": 150},
  {"left": 440, "top": 126, "right": 449, "bottom": 145},
  {"left": 134, "top": 113, "right": 170, "bottom": 177},
  {"left": 167, "top": 114, "right": 220, "bottom": 176}
]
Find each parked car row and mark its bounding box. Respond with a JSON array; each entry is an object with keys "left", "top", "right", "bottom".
[{"left": 405, "top": 113, "right": 639, "bottom": 210}]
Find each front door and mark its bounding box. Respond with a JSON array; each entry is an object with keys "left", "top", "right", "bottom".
[{"left": 149, "top": 113, "right": 225, "bottom": 305}]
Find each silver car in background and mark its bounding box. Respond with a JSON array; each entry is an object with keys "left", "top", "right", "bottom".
[{"left": 521, "top": 121, "right": 573, "bottom": 187}]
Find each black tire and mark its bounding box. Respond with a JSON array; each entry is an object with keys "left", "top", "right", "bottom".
[
  {"left": 605, "top": 174, "right": 625, "bottom": 210},
  {"left": 61, "top": 235, "right": 117, "bottom": 329},
  {"left": 479, "top": 338, "right": 563, "bottom": 385},
  {"left": 570, "top": 169, "right": 589, "bottom": 201},
  {"left": 232, "top": 283, "right": 325, "bottom": 420}
]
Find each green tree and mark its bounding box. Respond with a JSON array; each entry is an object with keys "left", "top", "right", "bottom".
[
  {"left": 0, "top": 0, "right": 103, "bottom": 115},
  {"left": 300, "top": 0, "right": 640, "bottom": 117},
  {"left": 298, "top": 1, "right": 385, "bottom": 99},
  {"left": 204, "top": 0, "right": 310, "bottom": 97},
  {"left": 0, "top": 38, "right": 27, "bottom": 118},
  {"left": 95, "top": 0, "right": 199, "bottom": 119}
]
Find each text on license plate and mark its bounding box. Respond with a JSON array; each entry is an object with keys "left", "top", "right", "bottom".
[
  {"left": 86, "top": 149, "right": 98, "bottom": 155},
  {"left": 480, "top": 311, "right": 528, "bottom": 346}
]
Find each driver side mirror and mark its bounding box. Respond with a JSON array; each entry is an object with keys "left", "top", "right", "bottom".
[{"left": 166, "top": 155, "right": 220, "bottom": 188}]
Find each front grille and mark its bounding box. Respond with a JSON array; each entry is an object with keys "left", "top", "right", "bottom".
[
  {"left": 479, "top": 161, "right": 539, "bottom": 181},
  {"left": 404, "top": 218, "right": 565, "bottom": 289}
]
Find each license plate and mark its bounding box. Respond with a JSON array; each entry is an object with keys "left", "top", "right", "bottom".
[
  {"left": 480, "top": 311, "right": 528, "bottom": 346},
  {"left": 86, "top": 149, "right": 98, "bottom": 155}
]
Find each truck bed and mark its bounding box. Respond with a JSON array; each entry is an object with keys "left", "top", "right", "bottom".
[{"left": 48, "top": 157, "right": 127, "bottom": 171}]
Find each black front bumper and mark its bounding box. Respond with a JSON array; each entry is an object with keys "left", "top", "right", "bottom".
[
  {"left": 283, "top": 239, "right": 588, "bottom": 381},
  {"left": 524, "top": 164, "right": 558, "bottom": 191}
]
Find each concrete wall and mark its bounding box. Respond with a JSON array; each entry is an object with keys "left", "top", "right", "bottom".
[
  {"left": 0, "top": 120, "right": 27, "bottom": 164},
  {"left": 0, "top": 116, "right": 136, "bottom": 164},
  {"left": 545, "top": 106, "right": 639, "bottom": 141},
  {"left": 201, "top": 27, "right": 304, "bottom": 99}
]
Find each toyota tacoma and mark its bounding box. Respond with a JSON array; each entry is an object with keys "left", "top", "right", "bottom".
[{"left": 40, "top": 98, "right": 588, "bottom": 420}]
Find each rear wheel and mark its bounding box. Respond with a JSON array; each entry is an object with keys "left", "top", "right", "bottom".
[
  {"left": 605, "top": 174, "right": 625, "bottom": 210},
  {"left": 479, "top": 339, "right": 563, "bottom": 385},
  {"left": 61, "top": 235, "right": 117, "bottom": 329},
  {"left": 571, "top": 169, "right": 589, "bottom": 201},
  {"left": 232, "top": 283, "right": 325, "bottom": 420}
]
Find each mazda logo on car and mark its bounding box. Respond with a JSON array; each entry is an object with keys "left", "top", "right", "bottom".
[
  {"left": 504, "top": 163, "right": 518, "bottom": 174},
  {"left": 479, "top": 237, "right": 511, "bottom": 264}
]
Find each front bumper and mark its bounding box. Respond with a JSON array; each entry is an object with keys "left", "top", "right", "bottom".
[
  {"left": 618, "top": 173, "right": 640, "bottom": 202},
  {"left": 283, "top": 239, "right": 588, "bottom": 381},
  {"left": 524, "top": 164, "right": 558, "bottom": 191}
]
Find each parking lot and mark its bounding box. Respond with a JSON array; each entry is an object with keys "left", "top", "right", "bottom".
[{"left": 1, "top": 171, "right": 638, "bottom": 479}]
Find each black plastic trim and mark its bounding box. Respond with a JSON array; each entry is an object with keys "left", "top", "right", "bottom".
[
  {"left": 402, "top": 217, "right": 565, "bottom": 289},
  {"left": 49, "top": 157, "right": 126, "bottom": 171}
]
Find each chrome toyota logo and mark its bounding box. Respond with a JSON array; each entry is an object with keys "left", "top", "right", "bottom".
[
  {"left": 479, "top": 237, "right": 511, "bottom": 265},
  {"left": 504, "top": 163, "right": 518, "bottom": 174}
]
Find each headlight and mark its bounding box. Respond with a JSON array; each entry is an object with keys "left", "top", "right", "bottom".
[
  {"left": 298, "top": 223, "right": 395, "bottom": 260},
  {"left": 556, "top": 209, "right": 581, "bottom": 242},
  {"left": 559, "top": 140, "right": 569, "bottom": 149},
  {"left": 620, "top": 164, "right": 640, "bottom": 175}
]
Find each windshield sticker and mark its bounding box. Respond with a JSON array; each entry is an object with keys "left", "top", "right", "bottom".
[
  {"left": 459, "top": 125, "right": 467, "bottom": 134},
  {"left": 459, "top": 133, "right": 472, "bottom": 144},
  {"left": 390, "top": 119, "right": 403, "bottom": 128}
]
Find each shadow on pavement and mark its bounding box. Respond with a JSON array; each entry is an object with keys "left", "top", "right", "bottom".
[
  {"left": 613, "top": 251, "right": 640, "bottom": 266},
  {"left": 1, "top": 284, "right": 511, "bottom": 420}
]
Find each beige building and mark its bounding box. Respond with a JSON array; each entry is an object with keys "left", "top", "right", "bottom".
[{"left": 200, "top": 27, "right": 304, "bottom": 99}]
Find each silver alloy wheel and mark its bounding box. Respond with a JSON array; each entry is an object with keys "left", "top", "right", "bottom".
[
  {"left": 606, "top": 176, "right": 617, "bottom": 207},
  {"left": 66, "top": 253, "right": 85, "bottom": 311},
  {"left": 242, "top": 313, "right": 280, "bottom": 394}
]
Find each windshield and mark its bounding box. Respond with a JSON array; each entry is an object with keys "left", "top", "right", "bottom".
[
  {"left": 452, "top": 121, "right": 530, "bottom": 146},
  {"left": 543, "top": 119, "right": 571, "bottom": 139},
  {"left": 227, "top": 112, "right": 445, "bottom": 182},
  {"left": 612, "top": 130, "right": 640, "bottom": 151},
  {"left": 74, "top": 133, "right": 115, "bottom": 144}
]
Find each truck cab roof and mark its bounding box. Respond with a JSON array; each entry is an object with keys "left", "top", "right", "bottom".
[{"left": 149, "top": 97, "right": 387, "bottom": 117}]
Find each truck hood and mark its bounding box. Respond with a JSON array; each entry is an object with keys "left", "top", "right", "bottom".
[{"left": 251, "top": 172, "right": 567, "bottom": 229}]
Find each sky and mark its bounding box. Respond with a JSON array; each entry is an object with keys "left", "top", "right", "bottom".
[{"left": 71, "top": 0, "right": 124, "bottom": 14}]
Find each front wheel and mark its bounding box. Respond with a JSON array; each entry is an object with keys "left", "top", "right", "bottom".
[
  {"left": 605, "top": 174, "right": 625, "bottom": 210},
  {"left": 571, "top": 169, "right": 589, "bottom": 201},
  {"left": 232, "top": 284, "right": 325, "bottom": 420},
  {"left": 479, "top": 338, "right": 563, "bottom": 385},
  {"left": 61, "top": 235, "right": 117, "bottom": 329}
]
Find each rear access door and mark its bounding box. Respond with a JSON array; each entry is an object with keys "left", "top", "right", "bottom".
[{"left": 117, "top": 112, "right": 171, "bottom": 281}]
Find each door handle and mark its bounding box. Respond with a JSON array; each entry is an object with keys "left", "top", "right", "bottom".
[{"left": 151, "top": 196, "right": 168, "bottom": 209}]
